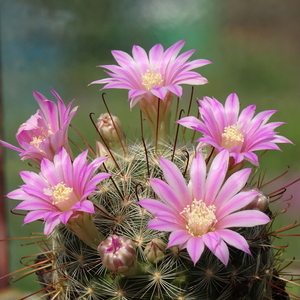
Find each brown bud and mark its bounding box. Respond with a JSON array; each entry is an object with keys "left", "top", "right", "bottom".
[{"left": 144, "top": 238, "right": 166, "bottom": 263}]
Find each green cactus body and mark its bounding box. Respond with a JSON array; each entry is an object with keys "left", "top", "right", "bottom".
[{"left": 38, "top": 142, "right": 285, "bottom": 300}]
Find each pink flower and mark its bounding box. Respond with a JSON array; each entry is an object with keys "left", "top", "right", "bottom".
[
  {"left": 90, "top": 41, "right": 211, "bottom": 142},
  {"left": 7, "top": 147, "right": 111, "bottom": 235},
  {"left": 0, "top": 89, "right": 77, "bottom": 163},
  {"left": 90, "top": 40, "right": 211, "bottom": 108},
  {"left": 138, "top": 151, "right": 270, "bottom": 266},
  {"left": 177, "top": 93, "right": 292, "bottom": 166}
]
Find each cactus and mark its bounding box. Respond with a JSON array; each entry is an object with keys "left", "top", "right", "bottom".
[
  {"left": 34, "top": 140, "right": 289, "bottom": 300},
  {"left": 2, "top": 41, "right": 299, "bottom": 300}
]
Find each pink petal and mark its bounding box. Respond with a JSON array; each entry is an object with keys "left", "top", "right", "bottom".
[
  {"left": 229, "top": 152, "right": 244, "bottom": 164},
  {"left": 190, "top": 154, "right": 206, "bottom": 201},
  {"left": 132, "top": 45, "right": 149, "bottom": 70},
  {"left": 154, "top": 211, "right": 184, "bottom": 224},
  {"left": 272, "top": 134, "right": 293, "bottom": 144},
  {"left": 218, "top": 229, "right": 251, "bottom": 255},
  {"left": 238, "top": 105, "right": 256, "bottom": 130},
  {"left": 44, "top": 211, "right": 61, "bottom": 220},
  {"left": 54, "top": 147, "right": 73, "bottom": 185},
  {"left": 186, "top": 236, "right": 205, "bottom": 265},
  {"left": 0, "top": 140, "right": 22, "bottom": 152},
  {"left": 216, "top": 190, "right": 259, "bottom": 220},
  {"left": 101, "top": 81, "right": 133, "bottom": 90},
  {"left": 148, "top": 218, "right": 184, "bottom": 231},
  {"left": 111, "top": 50, "right": 135, "bottom": 68},
  {"left": 214, "top": 168, "right": 252, "bottom": 206},
  {"left": 162, "top": 40, "right": 185, "bottom": 66},
  {"left": 149, "top": 178, "right": 185, "bottom": 212},
  {"left": 246, "top": 110, "right": 276, "bottom": 137},
  {"left": 166, "top": 85, "right": 182, "bottom": 97},
  {"left": 44, "top": 217, "right": 61, "bottom": 235},
  {"left": 177, "top": 116, "right": 207, "bottom": 133},
  {"left": 188, "top": 58, "right": 212, "bottom": 68},
  {"left": 167, "top": 230, "right": 191, "bottom": 248},
  {"left": 24, "top": 210, "right": 46, "bottom": 224},
  {"left": 224, "top": 93, "right": 239, "bottom": 125},
  {"left": 149, "top": 43, "right": 164, "bottom": 66},
  {"left": 128, "top": 89, "right": 147, "bottom": 99},
  {"left": 241, "top": 152, "right": 259, "bottom": 166},
  {"left": 7, "top": 188, "right": 36, "bottom": 200},
  {"left": 216, "top": 210, "right": 270, "bottom": 230},
  {"left": 138, "top": 198, "right": 179, "bottom": 216},
  {"left": 173, "top": 72, "right": 208, "bottom": 85},
  {"left": 14, "top": 200, "right": 53, "bottom": 211},
  {"left": 19, "top": 171, "right": 48, "bottom": 189},
  {"left": 204, "top": 150, "right": 229, "bottom": 206},
  {"left": 40, "top": 158, "right": 60, "bottom": 186},
  {"left": 165, "top": 50, "right": 197, "bottom": 79},
  {"left": 20, "top": 184, "right": 50, "bottom": 200},
  {"left": 72, "top": 200, "right": 95, "bottom": 214},
  {"left": 60, "top": 211, "right": 73, "bottom": 224},
  {"left": 159, "top": 157, "right": 191, "bottom": 207},
  {"left": 151, "top": 86, "right": 168, "bottom": 100},
  {"left": 198, "top": 137, "right": 223, "bottom": 151},
  {"left": 130, "top": 95, "right": 144, "bottom": 108},
  {"left": 199, "top": 98, "right": 224, "bottom": 141},
  {"left": 86, "top": 171, "right": 111, "bottom": 189},
  {"left": 202, "top": 231, "right": 229, "bottom": 266}
]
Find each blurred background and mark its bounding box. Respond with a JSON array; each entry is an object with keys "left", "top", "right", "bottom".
[{"left": 1, "top": 0, "right": 300, "bottom": 297}]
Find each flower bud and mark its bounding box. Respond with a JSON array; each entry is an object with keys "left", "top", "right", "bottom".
[
  {"left": 97, "top": 113, "right": 125, "bottom": 151},
  {"left": 242, "top": 188, "right": 269, "bottom": 211},
  {"left": 97, "top": 235, "right": 136, "bottom": 273},
  {"left": 95, "top": 141, "right": 109, "bottom": 158},
  {"left": 67, "top": 212, "right": 104, "bottom": 249},
  {"left": 144, "top": 238, "right": 166, "bottom": 263}
]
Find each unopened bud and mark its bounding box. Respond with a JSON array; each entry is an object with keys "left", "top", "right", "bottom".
[
  {"left": 144, "top": 238, "right": 166, "bottom": 263},
  {"left": 97, "top": 235, "right": 136, "bottom": 273},
  {"left": 97, "top": 113, "right": 125, "bottom": 151},
  {"left": 169, "top": 245, "right": 180, "bottom": 257},
  {"left": 243, "top": 188, "right": 269, "bottom": 211}
]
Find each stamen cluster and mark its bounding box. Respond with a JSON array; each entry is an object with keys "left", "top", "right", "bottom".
[
  {"left": 142, "top": 69, "right": 163, "bottom": 90},
  {"left": 221, "top": 124, "right": 244, "bottom": 149},
  {"left": 181, "top": 200, "right": 216, "bottom": 237}
]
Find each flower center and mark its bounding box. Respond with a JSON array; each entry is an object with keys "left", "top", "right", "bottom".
[
  {"left": 180, "top": 200, "right": 217, "bottom": 237},
  {"left": 221, "top": 124, "right": 244, "bottom": 149},
  {"left": 30, "top": 135, "right": 46, "bottom": 152},
  {"left": 29, "top": 126, "right": 54, "bottom": 152},
  {"left": 44, "top": 182, "right": 74, "bottom": 212},
  {"left": 141, "top": 69, "right": 163, "bottom": 90}
]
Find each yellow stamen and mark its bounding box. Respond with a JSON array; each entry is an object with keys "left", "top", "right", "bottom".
[
  {"left": 44, "top": 182, "right": 74, "bottom": 212},
  {"left": 30, "top": 126, "right": 54, "bottom": 152},
  {"left": 180, "top": 200, "right": 217, "bottom": 237},
  {"left": 30, "top": 136, "right": 46, "bottom": 152},
  {"left": 141, "top": 69, "right": 163, "bottom": 90},
  {"left": 221, "top": 124, "right": 244, "bottom": 149}
]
